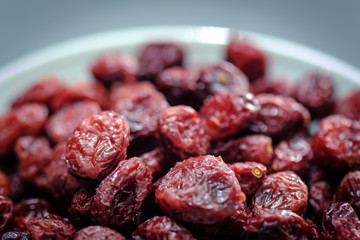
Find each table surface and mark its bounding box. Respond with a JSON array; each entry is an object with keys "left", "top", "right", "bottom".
[{"left": 1, "top": 1, "right": 359, "bottom": 69}]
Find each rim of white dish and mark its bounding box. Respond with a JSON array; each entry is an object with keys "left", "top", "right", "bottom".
[{"left": 0, "top": 25, "right": 360, "bottom": 84}]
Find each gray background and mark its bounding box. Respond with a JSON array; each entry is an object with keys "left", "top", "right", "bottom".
[{"left": 1, "top": 1, "right": 359, "bottom": 68}]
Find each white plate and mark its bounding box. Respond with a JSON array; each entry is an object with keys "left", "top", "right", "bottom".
[{"left": 1, "top": 25, "right": 360, "bottom": 112}]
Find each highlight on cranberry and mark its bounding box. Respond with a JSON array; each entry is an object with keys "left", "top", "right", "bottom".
[{"left": 0, "top": 34, "right": 359, "bottom": 239}]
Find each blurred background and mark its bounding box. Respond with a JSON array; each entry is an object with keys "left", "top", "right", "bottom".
[{"left": 1, "top": 1, "right": 359, "bottom": 68}]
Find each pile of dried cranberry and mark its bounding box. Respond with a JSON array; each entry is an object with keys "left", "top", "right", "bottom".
[{"left": 0, "top": 35, "right": 360, "bottom": 240}]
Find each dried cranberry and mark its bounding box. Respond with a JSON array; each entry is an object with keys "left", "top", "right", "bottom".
[
  {"left": 12, "top": 198, "right": 51, "bottom": 231},
  {"left": 249, "top": 94, "right": 310, "bottom": 138},
  {"left": 65, "top": 111, "right": 130, "bottom": 180},
  {"left": 229, "top": 162, "right": 267, "bottom": 196},
  {"left": 0, "top": 113, "right": 21, "bottom": 156},
  {"left": 0, "top": 196, "right": 13, "bottom": 233},
  {"left": 68, "top": 186, "right": 95, "bottom": 228},
  {"left": 1, "top": 231, "right": 30, "bottom": 240},
  {"left": 158, "top": 106, "right": 210, "bottom": 161},
  {"left": 156, "top": 155, "right": 246, "bottom": 224},
  {"left": 309, "top": 181, "right": 333, "bottom": 219},
  {"left": 218, "top": 205, "right": 252, "bottom": 239},
  {"left": 156, "top": 67, "right": 202, "bottom": 108},
  {"left": 47, "top": 142, "right": 82, "bottom": 201},
  {"left": 13, "top": 103, "right": 49, "bottom": 136},
  {"left": 132, "top": 216, "right": 195, "bottom": 240},
  {"left": 15, "top": 136, "right": 53, "bottom": 189},
  {"left": 251, "top": 171, "right": 308, "bottom": 216},
  {"left": 45, "top": 101, "right": 101, "bottom": 143},
  {"left": 197, "top": 61, "right": 249, "bottom": 100},
  {"left": 271, "top": 134, "right": 314, "bottom": 176},
  {"left": 336, "top": 171, "right": 360, "bottom": 216},
  {"left": 335, "top": 89, "right": 360, "bottom": 120},
  {"left": 140, "top": 148, "right": 170, "bottom": 180},
  {"left": 51, "top": 82, "right": 107, "bottom": 111},
  {"left": 312, "top": 115, "right": 360, "bottom": 170},
  {"left": 209, "top": 134, "right": 273, "bottom": 166},
  {"left": 138, "top": 43, "right": 184, "bottom": 81},
  {"left": 244, "top": 210, "right": 318, "bottom": 240},
  {"left": 320, "top": 202, "right": 360, "bottom": 240},
  {"left": 109, "top": 82, "right": 169, "bottom": 140},
  {"left": 200, "top": 93, "right": 260, "bottom": 140},
  {"left": 12, "top": 76, "right": 65, "bottom": 108},
  {"left": 226, "top": 37, "right": 266, "bottom": 82},
  {"left": 91, "top": 53, "right": 138, "bottom": 88},
  {"left": 74, "top": 225, "right": 125, "bottom": 240},
  {"left": 0, "top": 171, "right": 10, "bottom": 197},
  {"left": 295, "top": 70, "right": 334, "bottom": 118},
  {"left": 27, "top": 214, "right": 76, "bottom": 240},
  {"left": 90, "top": 157, "right": 152, "bottom": 232},
  {"left": 250, "top": 77, "right": 295, "bottom": 97}
]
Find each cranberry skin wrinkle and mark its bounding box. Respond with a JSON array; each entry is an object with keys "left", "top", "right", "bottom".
[
  {"left": 200, "top": 93, "right": 260, "bottom": 140},
  {"left": 74, "top": 225, "right": 125, "bottom": 240},
  {"left": 68, "top": 186, "right": 96, "bottom": 228},
  {"left": 320, "top": 202, "right": 360, "bottom": 240},
  {"left": 226, "top": 37, "right": 266, "bottom": 82},
  {"left": 336, "top": 171, "right": 360, "bottom": 215},
  {"left": 0, "top": 196, "right": 13, "bottom": 233},
  {"left": 1, "top": 231, "right": 30, "bottom": 240},
  {"left": 90, "top": 157, "right": 152, "bottom": 232},
  {"left": 27, "top": 214, "right": 76, "bottom": 240},
  {"left": 156, "top": 155, "right": 246, "bottom": 224},
  {"left": 251, "top": 171, "right": 308, "bottom": 216},
  {"left": 65, "top": 111, "right": 130, "bottom": 180},
  {"left": 132, "top": 216, "right": 196, "bottom": 240},
  {"left": 158, "top": 105, "right": 210, "bottom": 161}
]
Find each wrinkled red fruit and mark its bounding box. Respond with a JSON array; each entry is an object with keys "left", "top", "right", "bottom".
[
  {"left": 45, "top": 101, "right": 101, "bottom": 143},
  {"left": 309, "top": 181, "right": 332, "bottom": 219},
  {"left": 244, "top": 210, "right": 318, "bottom": 240},
  {"left": 209, "top": 134, "right": 273, "bottom": 166},
  {"left": 65, "top": 111, "right": 130, "bottom": 180},
  {"left": 226, "top": 37, "right": 266, "bottom": 82},
  {"left": 156, "top": 67, "right": 202, "bottom": 108},
  {"left": 90, "top": 157, "right": 152, "bottom": 232},
  {"left": 250, "top": 77, "right": 295, "bottom": 98},
  {"left": 312, "top": 115, "right": 360, "bottom": 170},
  {"left": 132, "top": 216, "right": 195, "bottom": 240},
  {"left": 140, "top": 148, "right": 170, "bottom": 180},
  {"left": 0, "top": 112, "right": 21, "bottom": 156},
  {"left": 197, "top": 62, "right": 249, "bottom": 101},
  {"left": 47, "top": 142, "right": 82, "bottom": 201},
  {"left": 252, "top": 171, "right": 308, "bottom": 216},
  {"left": 27, "top": 214, "right": 76, "bottom": 240},
  {"left": 12, "top": 76, "right": 65, "bottom": 108},
  {"left": 51, "top": 82, "right": 107, "bottom": 111},
  {"left": 74, "top": 225, "right": 125, "bottom": 240},
  {"left": 1, "top": 231, "right": 30, "bottom": 240},
  {"left": 200, "top": 93, "right": 260, "bottom": 140},
  {"left": 218, "top": 205, "right": 252, "bottom": 239},
  {"left": 320, "top": 202, "right": 360, "bottom": 240},
  {"left": 271, "top": 134, "right": 314, "bottom": 176},
  {"left": 109, "top": 82, "right": 169, "bottom": 140},
  {"left": 0, "top": 171, "right": 10, "bottom": 197},
  {"left": 229, "top": 162, "right": 267, "bottom": 196},
  {"left": 0, "top": 196, "right": 13, "bottom": 233},
  {"left": 15, "top": 136, "right": 53, "bottom": 189},
  {"left": 158, "top": 106, "right": 210, "bottom": 161},
  {"left": 295, "top": 70, "right": 334, "bottom": 118},
  {"left": 68, "top": 186, "right": 95, "bottom": 228},
  {"left": 13, "top": 103, "right": 49, "bottom": 136},
  {"left": 138, "top": 43, "right": 184, "bottom": 81},
  {"left": 156, "top": 155, "right": 246, "bottom": 224},
  {"left": 336, "top": 171, "right": 360, "bottom": 216},
  {"left": 335, "top": 89, "right": 360, "bottom": 120},
  {"left": 249, "top": 94, "right": 310, "bottom": 137},
  {"left": 91, "top": 53, "right": 138, "bottom": 88},
  {"left": 12, "top": 198, "right": 51, "bottom": 232}
]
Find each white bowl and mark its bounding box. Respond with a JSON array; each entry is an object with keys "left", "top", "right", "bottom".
[{"left": 1, "top": 25, "right": 360, "bottom": 112}]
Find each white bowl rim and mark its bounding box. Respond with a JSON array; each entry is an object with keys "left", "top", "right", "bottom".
[{"left": 1, "top": 25, "right": 360, "bottom": 84}]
